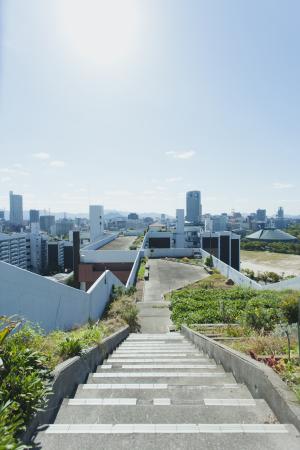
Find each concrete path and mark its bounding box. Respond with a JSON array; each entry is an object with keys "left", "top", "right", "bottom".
[
  {"left": 36, "top": 333, "right": 300, "bottom": 449},
  {"left": 138, "top": 259, "right": 208, "bottom": 333}
]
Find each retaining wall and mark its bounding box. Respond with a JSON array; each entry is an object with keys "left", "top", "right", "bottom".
[
  {"left": 0, "top": 261, "right": 123, "bottom": 332},
  {"left": 182, "top": 326, "right": 300, "bottom": 432},
  {"left": 200, "top": 249, "right": 261, "bottom": 289},
  {"left": 24, "top": 326, "right": 129, "bottom": 443}
]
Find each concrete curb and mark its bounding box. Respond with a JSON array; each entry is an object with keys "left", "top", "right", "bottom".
[
  {"left": 23, "top": 326, "right": 129, "bottom": 443},
  {"left": 182, "top": 325, "right": 300, "bottom": 432}
]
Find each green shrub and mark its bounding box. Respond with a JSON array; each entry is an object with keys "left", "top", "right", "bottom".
[
  {"left": 0, "top": 336, "right": 51, "bottom": 426},
  {"left": 205, "top": 255, "right": 213, "bottom": 268},
  {"left": 243, "top": 295, "right": 283, "bottom": 333},
  {"left": 0, "top": 401, "right": 26, "bottom": 450},
  {"left": 59, "top": 337, "right": 82, "bottom": 359},
  {"left": 280, "top": 292, "right": 299, "bottom": 324},
  {"left": 120, "top": 304, "right": 140, "bottom": 332}
]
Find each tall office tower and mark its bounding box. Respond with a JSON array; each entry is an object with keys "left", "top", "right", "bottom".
[
  {"left": 29, "top": 209, "right": 40, "bottom": 224},
  {"left": 0, "top": 210, "right": 4, "bottom": 220},
  {"left": 256, "top": 209, "right": 267, "bottom": 222},
  {"left": 89, "top": 205, "right": 104, "bottom": 242},
  {"left": 9, "top": 191, "right": 23, "bottom": 226},
  {"left": 40, "top": 215, "right": 55, "bottom": 234},
  {"left": 186, "top": 191, "right": 202, "bottom": 224},
  {"left": 277, "top": 206, "right": 284, "bottom": 219}
]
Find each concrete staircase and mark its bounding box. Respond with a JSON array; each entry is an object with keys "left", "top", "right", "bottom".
[{"left": 35, "top": 333, "right": 300, "bottom": 449}]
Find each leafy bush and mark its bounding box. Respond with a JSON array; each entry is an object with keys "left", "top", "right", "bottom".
[
  {"left": 0, "top": 347, "right": 51, "bottom": 425},
  {"left": 170, "top": 286, "right": 255, "bottom": 328},
  {"left": 0, "top": 401, "right": 26, "bottom": 450},
  {"left": 107, "top": 294, "right": 140, "bottom": 332},
  {"left": 59, "top": 337, "right": 82, "bottom": 359},
  {"left": 205, "top": 255, "right": 213, "bottom": 268},
  {"left": 170, "top": 282, "right": 300, "bottom": 333},
  {"left": 243, "top": 297, "right": 282, "bottom": 333},
  {"left": 280, "top": 292, "right": 299, "bottom": 325}
]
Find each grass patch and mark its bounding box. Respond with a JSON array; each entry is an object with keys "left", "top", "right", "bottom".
[{"left": 137, "top": 257, "right": 148, "bottom": 281}]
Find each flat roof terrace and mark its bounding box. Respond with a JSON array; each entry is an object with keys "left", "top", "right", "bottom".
[{"left": 99, "top": 236, "right": 137, "bottom": 251}]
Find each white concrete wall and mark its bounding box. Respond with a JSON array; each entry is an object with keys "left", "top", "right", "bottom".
[
  {"left": 89, "top": 205, "right": 104, "bottom": 242},
  {"left": 263, "top": 276, "right": 300, "bottom": 291},
  {"left": 126, "top": 250, "right": 143, "bottom": 288},
  {"left": 80, "top": 250, "right": 138, "bottom": 263},
  {"left": 0, "top": 261, "right": 123, "bottom": 333},
  {"left": 144, "top": 248, "right": 194, "bottom": 258},
  {"left": 200, "top": 249, "right": 262, "bottom": 289},
  {"left": 81, "top": 233, "right": 118, "bottom": 251}
]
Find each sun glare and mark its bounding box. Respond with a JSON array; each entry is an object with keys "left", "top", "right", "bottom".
[{"left": 58, "top": 0, "right": 141, "bottom": 67}]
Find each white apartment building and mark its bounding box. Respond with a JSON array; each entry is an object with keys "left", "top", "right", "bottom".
[{"left": 0, "top": 233, "right": 27, "bottom": 269}]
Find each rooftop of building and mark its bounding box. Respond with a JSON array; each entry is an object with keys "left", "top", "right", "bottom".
[{"left": 245, "top": 228, "right": 297, "bottom": 242}]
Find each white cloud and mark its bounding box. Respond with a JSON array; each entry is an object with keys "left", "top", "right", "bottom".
[
  {"left": 165, "top": 150, "right": 196, "bottom": 160},
  {"left": 272, "top": 182, "right": 293, "bottom": 189},
  {"left": 105, "top": 190, "right": 133, "bottom": 197},
  {"left": 165, "top": 176, "right": 183, "bottom": 183},
  {"left": 50, "top": 160, "right": 66, "bottom": 168},
  {"left": 1, "top": 176, "right": 11, "bottom": 183},
  {"left": 0, "top": 167, "right": 29, "bottom": 176},
  {"left": 32, "top": 152, "right": 50, "bottom": 160}
]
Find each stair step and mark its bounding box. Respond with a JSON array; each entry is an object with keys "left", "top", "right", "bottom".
[
  {"left": 106, "top": 358, "right": 211, "bottom": 363},
  {"left": 35, "top": 425, "right": 300, "bottom": 450},
  {"left": 67, "top": 397, "right": 257, "bottom": 407},
  {"left": 86, "top": 372, "right": 236, "bottom": 385},
  {"left": 75, "top": 383, "right": 253, "bottom": 401},
  {"left": 54, "top": 401, "right": 276, "bottom": 424},
  {"left": 98, "top": 364, "right": 219, "bottom": 370}
]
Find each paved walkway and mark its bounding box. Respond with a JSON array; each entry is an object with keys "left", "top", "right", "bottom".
[
  {"left": 36, "top": 333, "right": 300, "bottom": 449},
  {"left": 139, "top": 259, "right": 208, "bottom": 333}
]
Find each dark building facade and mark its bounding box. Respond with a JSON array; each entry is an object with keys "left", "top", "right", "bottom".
[{"left": 29, "top": 209, "right": 40, "bottom": 224}]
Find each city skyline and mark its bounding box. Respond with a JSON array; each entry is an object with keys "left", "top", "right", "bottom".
[{"left": 1, "top": 1, "right": 300, "bottom": 215}]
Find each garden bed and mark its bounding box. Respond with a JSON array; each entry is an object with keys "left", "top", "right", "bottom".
[
  {"left": 168, "top": 274, "right": 300, "bottom": 402},
  {"left": 0, "top": 286, "right": 139, "bottom": 449}
]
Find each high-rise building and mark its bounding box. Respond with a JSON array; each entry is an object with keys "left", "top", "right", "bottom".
[
  {"left": 128, "top": 213, "right": 139, "bottom": 220},
  {"left": 89, "top": 205, "right": 104, "bottom": 242},
  {"left": 48, "top": 241, "right": 64, "bottom": 272},
  {"left": 277, "top": 206, "right": 284, "bottom": 219},
  {"left": 29, "top": 209, "right": 40, "bottom": 224},
  {"left": 0, "top": 210, "right": 5, "bottom": 220},
  {"left": 40, "top": 215, "right": 55, "bottom": 234},
  {"left": 9, "top": 191, "right": 23, "bottom": 226},
  {"left": 55, "top": 218, "right": 74, "bottom": 236},
  {"left": 256, "top": 209, "right": 267, "bottom": 222},
  {"left": 186, "top": 191, "right": 202, "bottom": 224}
]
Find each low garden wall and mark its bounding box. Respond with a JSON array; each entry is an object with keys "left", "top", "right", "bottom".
[
  {"left": 23, "top": 326, "right": 130, "bottom": 443},
  {"left": 182, "top": 325, "right": 300, "bottom": 432}
]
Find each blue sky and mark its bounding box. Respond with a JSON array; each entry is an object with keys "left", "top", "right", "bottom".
[{"left": 0, "top": 0, "right": 299, "bottom": 216}]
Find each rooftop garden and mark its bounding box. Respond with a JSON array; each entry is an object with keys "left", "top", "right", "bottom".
[{"left": 168, "top": 273, "right": 300, "bottom": 402}]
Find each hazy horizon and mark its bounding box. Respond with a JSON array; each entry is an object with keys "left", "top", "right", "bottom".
[{"left": 1, "top": 1, "right": 300, "bottom": 215}]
